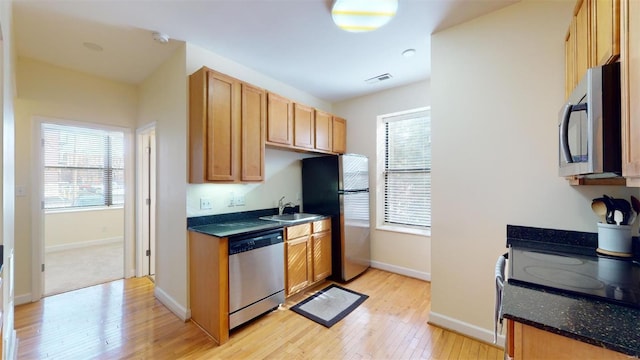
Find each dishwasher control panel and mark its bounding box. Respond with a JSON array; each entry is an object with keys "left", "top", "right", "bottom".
[{"left": 228, "top": 229, "right": 283, "bottom": 255}]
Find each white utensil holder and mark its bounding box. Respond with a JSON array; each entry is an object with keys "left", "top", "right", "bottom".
[{"left": 597, "top": 223, "right": 633, "bottom": 256}]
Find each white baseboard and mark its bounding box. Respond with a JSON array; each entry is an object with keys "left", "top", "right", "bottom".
[
  {"left": 370, "top": 260, "right": 431, "bottom": 281},
  {"left": 14, "top": 293, "right": 33, "bottom": 306},
  {"left": 154, "top": 285, "right": 190, "bottom": 321},
  {"left": 429, "top": 311, "right": 505, "bottom": 348},
  {"left": 45, "top": 236, "right": 123, "bottom": 253}
]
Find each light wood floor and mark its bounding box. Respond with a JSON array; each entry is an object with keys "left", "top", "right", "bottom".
[{"left": 15, "top": 268, "right": 504, "bottom": 359}]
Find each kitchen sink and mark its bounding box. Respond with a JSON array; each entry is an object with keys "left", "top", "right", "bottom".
[{"left": 259, "top": 213, "right": 323, "bottom": 223}]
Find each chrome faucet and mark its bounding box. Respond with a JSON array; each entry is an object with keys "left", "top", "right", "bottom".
[{"left": 278, "top": 196, "right": 295, "bottom": 215}]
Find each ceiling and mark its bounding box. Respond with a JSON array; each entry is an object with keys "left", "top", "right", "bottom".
[{"left": 13, "top": 0, "right": 517, "bottom": 103}]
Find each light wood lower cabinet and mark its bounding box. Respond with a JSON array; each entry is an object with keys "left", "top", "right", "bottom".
[
  {"left": 188, "top": 231, "right": 229, "bottom": 345},
  {"left": 285, "top": 219, "right": 332, "bottom": 297},
  {"left": 506, "top": 320, "right": 629, "bottom": 360}
]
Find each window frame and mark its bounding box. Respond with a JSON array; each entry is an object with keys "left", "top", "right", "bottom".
[
  {"left": 39, "top": 119, "right": 126, "bottom": 213},
  {"left": 376, "top": 107, "right": 431, "bottom": 237}
]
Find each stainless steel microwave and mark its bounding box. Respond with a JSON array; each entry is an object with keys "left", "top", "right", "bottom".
[{"left": 558, "top": 62, "right": 621, "bottom": 178}]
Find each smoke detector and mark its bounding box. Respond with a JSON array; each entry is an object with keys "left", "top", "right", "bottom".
[{"left": 152, "top": 31, "right": 170, "bottom": 44}]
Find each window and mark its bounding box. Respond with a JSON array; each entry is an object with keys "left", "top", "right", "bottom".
[
  {"left": 378, "top": 108, "right": 430, "bottom": 230},
  {"left": 42, "top": 123, "right": 125, "bottom": 209}
]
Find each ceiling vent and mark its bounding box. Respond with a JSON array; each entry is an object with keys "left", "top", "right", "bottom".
[{"left": 365, "top": 73, "right": 393, "bottom": 84}]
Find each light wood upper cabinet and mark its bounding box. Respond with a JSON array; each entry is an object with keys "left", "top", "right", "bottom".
[
  {"left": 332, "top": 117, "right": 347, "bottom": 154},
  {"left": 621, "top": 0, "right": 640, "bottom": 184},
  {"left": 314, "top": 110, "right": 333, "bottom": 152},
  {"left": 575, "top": 0, "right": 590, "bottom": 81},
  {"left": 565, "top": 18, "right": 577, "bottom": 98},
  {"left": 592, "top": 0, "right": 620, "bottom": 66},
  {"left": 189, "top": 67, "right": 265, "bottom": 183},
  {"left": 189, "top": 68, "right": 239, "bottom": 182},
  {"left": 266, "top": 92, "right": 293, "bottom": 145},
  {"left": 293, "top": 103, "right": 315, "bottom": 149},
  {"left": 241, "top": 83, "right": 266, "bottom": 181},
  {"left": 565, "top": 0, "right": 621, "bottom": 99}
]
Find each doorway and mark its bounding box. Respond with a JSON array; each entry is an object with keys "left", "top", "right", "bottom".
[
  {"left": 136, "top": 124, "right": 156, "bottom": 278},
  {"left": 38, "top": 120, "right": 127, "bottom": 296}
]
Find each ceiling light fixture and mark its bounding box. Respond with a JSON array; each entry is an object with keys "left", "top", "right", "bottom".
[
  {"left": 152, "top": 31, "right": 170, "bottom": 44},
  {"left": 331, "top": 0, "right": 398, "bottom": 33}
]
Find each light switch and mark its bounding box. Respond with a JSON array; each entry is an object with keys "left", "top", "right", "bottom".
[{"left": 16, "top": 185, "right": 26, "bottom": 197}]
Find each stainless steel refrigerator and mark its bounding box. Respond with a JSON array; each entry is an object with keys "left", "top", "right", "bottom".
[{"left": 302, "top": 154, "right": 370, "bottom": 282}]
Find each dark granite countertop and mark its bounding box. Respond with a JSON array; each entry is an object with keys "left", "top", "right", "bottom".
[
  {"left": 502, "top": 225, "right": 640, "bottom": 357},
  {"left": 503, "top": 282, "right": 640, "bottom": 356},
  {"left": 187, "top": 208, "right": 329, "bottom": 238}
]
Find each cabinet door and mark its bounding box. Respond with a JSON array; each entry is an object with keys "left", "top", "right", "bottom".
[
  {"left": 592, "top": 0, "right": 620, "bottom": 66},
  {"left": 241, "top": 84, "right": 265, "bottom": 181},
  {"left": 285, "top": 236, "right": 311, "bottom": 296},
  {"left": 622, "top": 0, "right": 640, "bottom": 182},
  {"left": 576, "top": 0, "right": 590, "bottom": 81},
  {"left": 565, "top": 19, "right": 577, "bottom": 99},
  {"left": 294, "top": 103, "right": 315, "bottom": 149},
  {"left": 314, "top": 110, "right": 333, "bottom": 152},
  {"left": 312, "top": 231, "right": 332, "bottom": 282},
  {"left": 266, "top": 92, "right": 292, "bottom": 145},
  {"left": 206, "top": 71, "right": 239, "bottom": 181},
  {"left": 332, "top": 117, "right": 347, "bottom": 154}
]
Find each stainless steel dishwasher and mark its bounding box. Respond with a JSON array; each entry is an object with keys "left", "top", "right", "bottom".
[{"left": 228, "top": 228, "right": 285, "bottom": 329}]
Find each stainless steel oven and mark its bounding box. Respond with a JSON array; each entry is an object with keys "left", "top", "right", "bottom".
[{"left": 228, "top": 229, "right": 284, "bottom": 329}]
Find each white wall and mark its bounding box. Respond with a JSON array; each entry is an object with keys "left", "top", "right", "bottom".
[
  {"left": 333, "top": 80, "right": 431, "bottom": 280},
  {"left": 44, "top": 209, "right": 124, "bottom": 249},
  {"left": 429, "top": 0, "right": 640, "bottom": 344},
  {"left": 137, "top": 45, "right": 189, "bottom": 319},
  {"left": 14, "top": 57, "right": 137, "bottom": 302}
]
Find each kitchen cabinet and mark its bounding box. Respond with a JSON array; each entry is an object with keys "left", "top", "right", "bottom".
[
  {"left": 506, "top": 320, "right": 629, "bottom": 359},
  {"left": 285, "top": 223, "right": 312, "bottom": 296},
  {"left": 311, "top": 219, "right": 332, "bottom": 282},
  {"left": 592, "top": 0, "right": 620, "bottom": 66},
  {"left": 189, "top": 67, "right": 265, "bottom": 183},
  {"left": 284, "top": 219, "right": 332, "bottom": 297},
  {"left": 266, "top": 92, "right": 293, "bottom": 146},
  {"left": 564, "top": 0, "right": 620, "bottom": 99},
  {"left": 188, "top": 231, "right": 229, "bottom": 345},
  {"left": 314, "top": 110, "right": 333, "bottom": 152},
  {"left": 621, "top": 0, "right": 640, "bottom": 184},
  {"left": 240, "top": 83, "right": 266, "bottom": 181},
  {"left": 293, "top": 103, "right": 315, "bottom": 149},
  {"left": 332, "top": 117, "right": 347, "bottom": 154}
]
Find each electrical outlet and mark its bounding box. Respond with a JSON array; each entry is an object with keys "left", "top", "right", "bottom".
[
  {"left": 200, "top": 198, "right": 213, "bottom": 210},
  {"left": 235, "top": 194, "right": 245, "bottom": 206},
  {"left": 228, "top": 192, "right": 235, "bottom": 207}
]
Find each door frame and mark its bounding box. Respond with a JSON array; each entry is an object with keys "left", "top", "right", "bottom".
[
  {"left": 30, "top": 117, "right": 135, "bottom": 300},
  {"left": 135, "top": 123, "right": 156, "bottom": 277}
]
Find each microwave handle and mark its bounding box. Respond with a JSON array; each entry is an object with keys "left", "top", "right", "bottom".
[{"left": 560, "top": 103, "right": 574, "bottom": 163}]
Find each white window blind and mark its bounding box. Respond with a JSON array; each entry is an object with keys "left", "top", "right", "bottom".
[
  {"left": 42, "top": 123, "right": 125, "bottom": 209},
  {"left": 382, "top": 109, "right": 430, "bottom": 228}
]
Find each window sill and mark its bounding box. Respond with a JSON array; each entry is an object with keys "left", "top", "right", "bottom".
[
  {"left": 376, "top": 224, "right": 430, "bottom": 237},
  {"left": 45, "top": 205, "right": 124, "bottom": 214}
]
